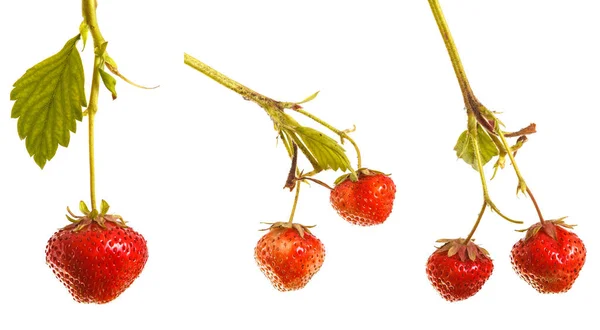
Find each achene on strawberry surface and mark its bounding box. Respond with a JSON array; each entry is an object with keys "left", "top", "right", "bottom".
[
  {"left": 426, "top": 239, "right": 494, "bottom": 302},
  {"left": 255, "top": 223, "right": 325, "bottom": 292},
  {"left": 511, "top": 219, "right": 586, "bottom": 294},
  {"left": 330, "top": 169, "right": 396, "bottom": 226},
  {"left": 46, "top": 216, "right": 148, "bottom": 304}
]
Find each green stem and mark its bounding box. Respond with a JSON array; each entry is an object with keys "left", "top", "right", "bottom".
[
  {"left": 88, "top": 91, "right": 98, "bottom": 211},
  {"left": 291, "top": 107, "right": 362, "bottom": 169},
  {"left": 461, "top": 121, "right": 488, "bottom": 242},
  {"left": 428, "top": 0, "right": 475, "bottom": 103},
  {"left": 470, "top": 116, "right": 491, "bottom": 201},
  {"left": 470, "top": 116, "right": 522, "bottom": 224},
  {"left": 288, "top": 181, "right": 301, "bottom": 224},
  {"left": 82, "top": 0, "right": 106, "bottom": 212},
  {"left": 464, "top": 201, "right": 487, "bottom": 243},
  {"left": 183, "top": 53, "right": 273, "bottom": 105}
]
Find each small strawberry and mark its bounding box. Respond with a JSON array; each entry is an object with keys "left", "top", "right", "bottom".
[
  {"left": 426, "top": 239, "right": 494, "bottom": 302},
  {"left": 510, "top": 219, "right": 586, "bottom": 294},
  {"left": 46, "top": 208, "right": 148, "bottom": 304},
  {"left": 330, "top": 169, "right": 396, "bottom": 226},
  {"left": 255, "top": 222, "right": 325, "bottom": 291}
]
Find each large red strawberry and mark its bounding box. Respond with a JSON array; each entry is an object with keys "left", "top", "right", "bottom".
[
  {"left": 330, "top": 169, "right": 396, "bottom": 226},
  {"left": 426, "top": 239, "right": 494, "bottom": 302},
  {"left": 255, "top": 222, "right": 325, "bottom": 291},
  {"left": 510, "top": 219, "right": 586, "bottom": 293},
  {"left": 46, "top": 212, "right": 148, "bottom": 304}
]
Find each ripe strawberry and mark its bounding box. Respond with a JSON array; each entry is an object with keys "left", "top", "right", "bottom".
[
  {"left": 46, "top": 215, "right": 148, "bottom": 303},
  {"left": 330, "top": 169, "right": 396, "bottom": 226},
  {"left": 510, "top": 219, "right": 586, "bottom": 294},
  {"left": 426, "top": 239, "right": 494, "bottom": 302},
  {"left": 255, "top": 222, "right": 325, "bottom": 291}
]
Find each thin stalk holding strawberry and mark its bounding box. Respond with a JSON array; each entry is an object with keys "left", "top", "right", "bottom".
[
  {"left": 427, "top": 0, "right": 586, "bottom": 298},
  {"left": 82, "top": 0, "right": 104, "bottom": 212},
  {"left": 287, "top": 180, "right": 302, "bottom": 224},
  {"left": 10, "top": 0, "right": 152, "bottom": 303}
]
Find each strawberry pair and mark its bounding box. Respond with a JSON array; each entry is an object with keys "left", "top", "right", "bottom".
[
  {"left": 255, "top": 171, "right": 396, "bottom": 291},
  {"left": 426, "top": 220, "right": 586, "bottom": 301}
]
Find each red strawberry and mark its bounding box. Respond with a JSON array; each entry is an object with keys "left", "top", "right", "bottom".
[
  {"left": 510, "top": 219, "right": 586, "bottom": 293},
  {"left": 46, "top": 215, "right": 148, "bottom": 303},
  {"left": 330, "top": 169, "right": 396, "bottom": 226},
  {"left": 426, "top": 239, "right": 494, "bottom": 302},
  {"left": 255, "top": 222, "right": 325, "bottom": 291}
]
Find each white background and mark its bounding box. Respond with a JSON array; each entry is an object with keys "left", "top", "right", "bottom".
[{"left": 1, "top": 1, "right": 598, "bottom": 329}]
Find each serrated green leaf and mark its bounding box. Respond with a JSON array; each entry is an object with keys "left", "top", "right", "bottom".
[
  {"left": 454, "top": 126, "right": 499, "bottom": 171},
  {"left": 286, "top": 130, "right": 321, "bottom": 172},
  {"left": 10, "top": 35, "right": 86, "bottom": 169},
  {"left": 99, "top": 67, "right": 117, "bottom": 100},
  {"left": 79, "top": 21, "right": 89, "bottom": 50},
  {"left": 295, "top": 126, "right": 351, "bottom": 172}
]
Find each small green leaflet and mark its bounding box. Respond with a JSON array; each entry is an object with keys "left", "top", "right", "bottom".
[
  {"left": 295, "top": 126, "right": 351, "bottom": 172},
  {"left": 454, "top": 125, "right": 499, "bottom": 171},
  {"left": 99, "top": 68, "right": 117, "bottom": 100},
  {"left": 10, "top": 34, "right": 86, "bottom": 169},
  {"left": 79, "top": 21, "right": 89, "bottom": 50}
]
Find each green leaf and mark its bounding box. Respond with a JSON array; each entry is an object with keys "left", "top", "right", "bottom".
[
  {"left": 454, "top": 126, "right": 499, "bottom": 171},
  {"left": 294, "top": 126, "right": 351, "bottom": 172},
  {"left": 99, "top": 67, "right": 118, "bottom": 100},
  {"left": 10, "top": 35, "right": 86, "bottom": 169},
  {"left": 79, "top": 21, "right": 89, "bottom": 50}
]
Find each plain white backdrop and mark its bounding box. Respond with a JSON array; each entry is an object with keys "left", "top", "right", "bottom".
[{"left": 1, "top": 1, "right": 598, "bottom": 329}]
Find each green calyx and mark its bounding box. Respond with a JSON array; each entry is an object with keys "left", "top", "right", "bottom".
[{"left": 66, "top": 199, "right": 126, "bottom": 231}]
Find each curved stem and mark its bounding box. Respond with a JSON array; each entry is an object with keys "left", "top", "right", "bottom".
[
  {"left": 488, "top": 201, "right": 522, "bottom": 224},
  {"left": 298, "top": 176, "right": 333, "bottom": 190},
  {"left": 464, "top": 201, "right": 487, "bottom": 243},
  {"left": 428, "top": 0, "right": 475, "bottom": 102},
  {"left": 82, "top": 0, "right": 106, "bottom": 212},
  {"left": 292, "top": 107, "right": 362, "bottom": 169},
  {"left": 526, "top": 187, "right": 545, "bottom": 224},
  {"left": 461, "top": 123, "right": 489, "bottom": 242},
  {"left": 287, "top": 181, "right": 301, "bottom": 224},
  {"left": 471, "top": 117, "right": 523, "bottom": 225}
]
